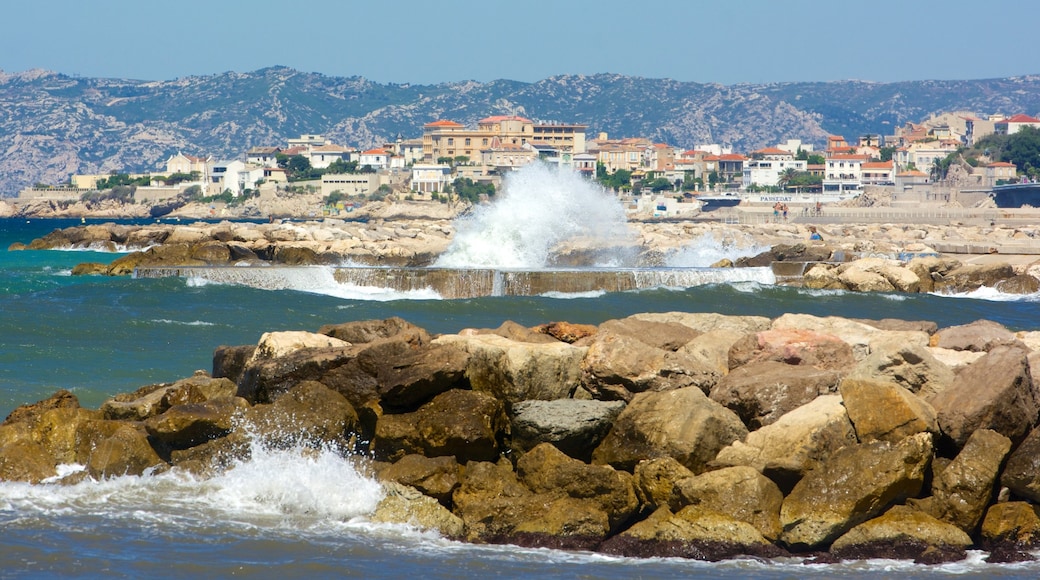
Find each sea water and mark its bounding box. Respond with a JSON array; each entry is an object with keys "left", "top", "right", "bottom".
[{"left": 4, "top": 216, "right": 1040, "bottom": 578}]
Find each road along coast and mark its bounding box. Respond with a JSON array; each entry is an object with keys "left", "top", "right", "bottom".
[{"left": 4, "top": 313, "right": 1040, "bottom": 564}]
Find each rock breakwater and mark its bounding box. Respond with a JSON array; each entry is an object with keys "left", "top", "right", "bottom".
[{"left": 5, "top": 312, "right": 1040, "bottom": 564}]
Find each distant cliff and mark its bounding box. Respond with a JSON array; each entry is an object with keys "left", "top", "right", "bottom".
[{"left": 2, "top": 66, "right": 1040, "bottom": 196}]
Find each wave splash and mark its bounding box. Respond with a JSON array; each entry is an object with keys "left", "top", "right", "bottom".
[{"left": 435, "top": 163, "right": 636, "bottom": 268}]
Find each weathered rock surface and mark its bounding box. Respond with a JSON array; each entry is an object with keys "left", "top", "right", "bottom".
[
  {"left": 710, "top": 361, "right": 842, "bottom": 429},
  {"left": 779, "top": 433, "right": 933, "bottom": 550},
  {"left": 927, "top": 429, "right": 1012, "bottom": 534},
  {"left": 830, "top": 505, "right": 972, "bottom": 563},
  {"left": 510, "top": 399, "right": 625, "bottom": 461},
  {"left": 592, "top": 388, "right": 748, "bottom": 474},
  {"left": 839, "top": 377, "right": 938, "bottom": 443}
]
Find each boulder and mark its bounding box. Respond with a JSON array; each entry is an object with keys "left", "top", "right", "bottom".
[
  {"left": 144, "top": 397, "right": 250, "bottom": 450},
  {"left": 0, "top": 440, "right": 59, "bottom": 483},
  {"left": 373, "top": 389, "right": 507, "bottom": 463},
  {"left": 597, "top": 316, "right": 701, "bottom": 351},
  {"left": 829, "top": 506, "right": 971, "bottom": 563},
  {"left": 980, "top": 501, "right": 1040, "bottom": 551},
  {"left": 713, "top": 394, "right": 857, "bottom": 492},
  {"left": 434, "top": 334, "right": 584, "bottom": 404},
  {"left": 627, "top": 312, "right": 772, "bottom": 335},
  {"left": 243, "top": 381, "right": 358, "bottom": 450},
  {"left": 771, "top": 313, "right": 928, "bottom": 361},
  {"left": 510, "top": 399, "right": 625, "bottom": 461},
  {"left": 581, "top": 331, "right": 719, "bottom": 400},
  {"left": 632, "top": 457, "right": 695, "bottom": 512},
  {"left": 371, "top": 481, "right": 464, "bottom": 538},
  {"left": 933, "top": 262, "right": 1016, "bottom": 293},
  {"left": 247, "top": 330, "right": 352, "bottom": 365},
  {"left": 517, "top": 443, "right": 638, "bottom": 533},
  {"left": 997, "top": 274, "right": 1040, "bottom": 295},
  {"left": 591, "top": 387, "right": 748, "bottom": 474},
  {"left": 710, "top": 361, "right": 842, "bottom": 429},
  {"left": 932, "top": 319, "right": 1023, "bottom": 352},
  {"left": 839, "top": 377, "right": 938, "bottom": 443},
  {"left": 1001, "top": 425, "right": 1040, "bottom": 503},
  {"left": 368, "top": 342, "right": 471, "bottom": 410},
  {"left": 673, "top": 465, "right": 784, "bottom": 541},
  {"left": 536, "top": 321, "right": 598, "bottom": 343},
  {"left": 236, "top": 346, "right": 355, "bottom": 404},
  {"left": 3, "top": 389, "right": 81, "bottom": 426},
  {"left": 803, "top": 263, "right": 845, "bottom": 290},
  {"left": 727, "top": 328, "right": 855, "bottom": 371},
  {"left": 598, "top": 505, "right": 780, "bottom": 561},
  {"left": 779, "top": 432, "right": 933, "bottom": 550},
  {"left": 846, "top": 341, "right": 955, "bottom": 398},
  {"left": 478, "top": 320, "right": 560, "bottom": 344},
  {"left": 378, "top": 454, "right": 460, "bottom": 506},
  {"left": 929, "top": 344, "right": 1037, "bottom": 449},
  {"left": 452, "top": 459, "right": 554, "bottom": 543},
  {"left": 318, "top": 316, "right": 429, "bottom": 345},
  {"left": 81, "top": 421, "right": 166, "bottom": 479},
  {"left": 928, "top": 429, "right": 1012, "bottom": 534},
  {"left": 212, "top": 344, "right": 256, "bottom": 385}
]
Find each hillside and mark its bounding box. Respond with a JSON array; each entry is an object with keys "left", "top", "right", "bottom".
[{"left": 2, "top": 67, "right": 1040, "bottom": 196}]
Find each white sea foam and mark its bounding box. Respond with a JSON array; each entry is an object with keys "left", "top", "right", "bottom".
[
  {"left": 151, "top": 318, "right": 217, "bottom": 326},
  {"left": 665, "top": 232, "right": 770, "bottom": 268},
  {"left": 935, "top": 286, "right": 1040, "bottom": 303},
  {"left": 540, "top": 290, "right": 608, "bottom": 299},
  {"left": 435, "top": 163, "right": 636, "bottom": 268},
  {"left": 184, "top": 266, "right": 444, "bottom": 301}
]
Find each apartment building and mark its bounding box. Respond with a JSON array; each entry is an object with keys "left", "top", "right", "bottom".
[{"left": 422, "top": 116, "right": 587, "bottom": 164}]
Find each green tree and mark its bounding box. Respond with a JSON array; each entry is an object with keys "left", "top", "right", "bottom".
[
  {"left": 777, "top": 168, "right": 799, "bottom": 191},
  {"left": 879, "top": 146, "right": 897, "bottom": 162},
  {"left": 646, "top": 177, "right": 673, "bottom": 192},
  {"left": 1002, "top": 126, "right": 1040, "bottom": 177},
  {"left": 452, "top": 177, "right": 496, "bottom": 203},
  {"left": 326, "top": 158, "right": 358, "bottom": 174}
]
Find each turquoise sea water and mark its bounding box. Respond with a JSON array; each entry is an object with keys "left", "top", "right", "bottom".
[{"left": 3, "top": 216, "right": 1040, "bottom": 578}]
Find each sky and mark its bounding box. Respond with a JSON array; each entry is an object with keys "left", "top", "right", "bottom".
[{"left": 2, "top": 0, "right": 1039, "bottom": 86}]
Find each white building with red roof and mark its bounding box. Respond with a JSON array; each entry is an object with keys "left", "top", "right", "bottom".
[
  {"left": 359, "top": 148, "right": 390, "bottom": 170},
  {"left": 824, "top": 154, "right": 870, "bottom": 193},
  {"left": 995, "top": 114, "right": 1040, "bottom": 135}
]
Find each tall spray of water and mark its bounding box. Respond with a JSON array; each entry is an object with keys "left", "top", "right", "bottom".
[{"left": 434, "top": 163, "right": 637, "bottom": 268}]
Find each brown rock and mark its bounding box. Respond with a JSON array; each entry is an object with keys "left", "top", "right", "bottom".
[
  {"left": 373, "top": 389, "right": 506, "bottom": 463},
  {"left": 379, "top": 454, "right": 460, "bottom": 506},
  {"left": 933, "top": 262, "right": 1016, "bottom": 293},
  {"left": 980, "top": 501, "right": 1040, "bottom": 550},
  {"left": 933, "top": 319, "right": 1023, "bottom": 352},
  {"left": 517, "top": 442, "right": 638, "bottom": 533},
  {"left": 928, "top": 429, "right": 1012, "bottom": 534},
  {"left": 727, "top": 328, "right": 855, "bottom": 371},
  {"left": 592, "top": 387, "right": 748, "bottom": 474},
  {"left": 212, "top": 344, "right": 256, "bottom": 385},
  {"left": 673, "top": 465, "right": 784, "bottom": 541},
  {"left": 318, "top": 317, "right": 429, "bottom": 345},
  {"left": 839, "top": 377, "right": 938, "bottom": 443},
  {"left": 509, "top": 399, "right": 625, "bottom": 462},
  {"left": 82, "top": 422, "right": 165, "bottom": 479},
  {"left": 598, "top": 316, "right": 701, "bottom": 351},
  {"left": 538, "top": 321, "right": 598, "bottom": 343},
  {"left": 996, "top": 274, "right": 1040, "bottom": 295},
  {"left": 243, "top": 380, "right": 358, "bottom": 450},
  {"left": 830, "top": 505, "right": 971, "bottom": 563},
  {"left": 779, "top": 433, "right": 933, "bottom": 550},
  {"left": 144, "top": 397, "right": 250, "bottom": 449},
  {"left": 632, "top": 457, "right": 695, "bottom": 512},
  {"left": 710, "top": 361, "right": 842, "bottom": 429},
  {"left": 929, "top": 344, "right": 1037, "bottom": 449},
  {"left": 1001, "top": 425, "right": 1040, "bottom": 503}
]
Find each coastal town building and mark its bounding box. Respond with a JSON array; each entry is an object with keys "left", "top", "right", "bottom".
[
  {"left": 421, "top": 116, "right": 588, "bottom": 165},
  {"left": 308, "top": 144, "right": 354, "bottom": 169},
  {"left": 742, "top": 148, "right": 806, "bottom": 189},
  {"left": 994, "top": 114, "right": 1040, "bottom": 135},
  {"left": 823, "top": 154, "right": 869, "bottom": 193},
  {"left": 410, "top": 164, "right": 453, "bottom": 194},
  {"left": 321, "top": 173, "right": 381, "bottom": 197},
  {"left": 246, "top": 147, "right": 281, "bottom": 167},
  {"left": 860, "top": 160, "right": 895, "bottom": 186},
  {"left": 359, "top": 148, "right": 390, "bottom": 170}
]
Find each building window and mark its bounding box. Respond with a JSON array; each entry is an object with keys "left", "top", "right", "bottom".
[{"left": 465, "top": 138, "right": 471, "bottom": 146}]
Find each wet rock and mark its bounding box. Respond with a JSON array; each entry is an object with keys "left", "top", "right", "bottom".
[
  {"left": 592, "top": 387, "right": 747, "bottom": 474},
  {"left": 779, "top": 432, "right": 933, "bottom": 550},
  {"left": 237, "top": 346, "right": 355, "bottom": 404},
  {"left": 212, "top": 344, "right": 256, "bottom": 385},
  {"left": 510, "top": 399, "right": 625, "bottom": 461},
  {"left": 933, "top": 262, "right": 1016, "bottom": 293},
  {"left": 378, "top": 454, "right": 460, "bottom": 506},
  {"left": 372, "top": 481, "right": 464, "bottom": 538},
  {"left": 830, "top": 505, "right": 970, "bottom": 563},
  {"left": 144, "top": 397, "right": 250, "bottom": 450},
  {"left": 710, "top": 361, "right": 842, "bottom": 429},
  {"left": 929, "top": 344, "right": 1037, "bottom": 449},
  {"left": 839, "top": 377, "right": 938, "bottom": 443},
  {"left": 81, "top": 421, "right": 165, "bottom": 479},
  {"left": 243, "top": 381, "right": 358, "bottom": 450},
  {"left": 599, "top": 505, "right": 781, "bottom": 561}
]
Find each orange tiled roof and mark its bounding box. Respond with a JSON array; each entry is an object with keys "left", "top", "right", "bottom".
[
  {"left": 987, "top": 162, "right": 1016, "bottom": 167},
  {"left": 1001, "top": 114, "right": 1040, "bottom": 124},
  {"left": 424, "top": 120, "right": 464, "bottom": 127},
  {"left": 862, "top": 161, "right": 893, "bottom": 169},
  {"left": 755, "top": 147, "right": 793, "bottom": 155},
  {"left": 362, "top": 148, "right": 388, "bottom": 155}
]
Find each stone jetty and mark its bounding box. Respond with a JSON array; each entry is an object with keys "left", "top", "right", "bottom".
[{"left": 5, "top": 312, "right": 1040, "bottom": 564}]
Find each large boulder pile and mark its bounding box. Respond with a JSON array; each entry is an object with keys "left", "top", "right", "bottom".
[{"left": 4, "top": 312, "right": 1040, "bottom": 565}]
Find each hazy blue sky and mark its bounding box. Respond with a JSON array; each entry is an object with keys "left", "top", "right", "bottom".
[{"left": 3, "top": 0, "right": 1038, "bottom": 85}]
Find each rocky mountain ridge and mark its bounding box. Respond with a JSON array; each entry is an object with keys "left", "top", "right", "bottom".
[{"left": 3, "top": 67, "right": 1040, "bottom": 196}]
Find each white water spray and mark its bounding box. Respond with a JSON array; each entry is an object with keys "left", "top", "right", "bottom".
[{"left": 434, "top": 163, "right": 637, "bottom": 268}]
